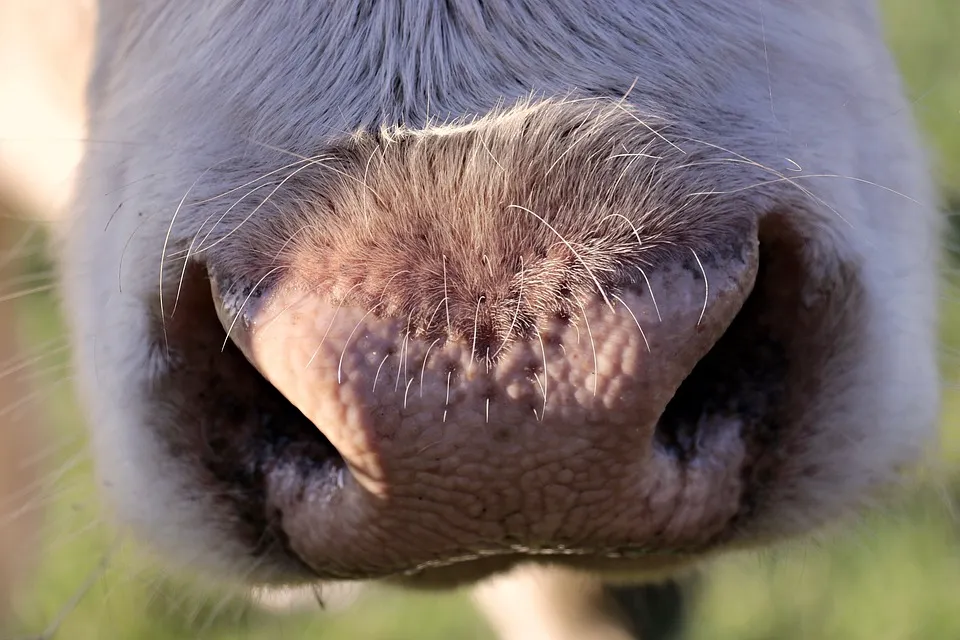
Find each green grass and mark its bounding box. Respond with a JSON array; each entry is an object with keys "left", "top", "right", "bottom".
[
  {"left": 6, "top": 1, "right": 960, "bottom": 638},
  {"left": 881, "top": 0, "right": 960, "bottom": 202}
]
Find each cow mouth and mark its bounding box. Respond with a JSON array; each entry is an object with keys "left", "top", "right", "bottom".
[{"left": 145, "top": 211, "right": 839, "bottom": 586}]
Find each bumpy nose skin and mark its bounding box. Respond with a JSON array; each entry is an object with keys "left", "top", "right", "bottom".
[{"left": 210, "top": 224, "right": 759, "bottom": 579}]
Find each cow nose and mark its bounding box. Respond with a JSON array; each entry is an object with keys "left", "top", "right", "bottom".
[
  {"left": 187, "top": 99, "right": 794, "bottom": 579},
  {"left": 208, "top": 216, "right": 758, "bottom": 577}
]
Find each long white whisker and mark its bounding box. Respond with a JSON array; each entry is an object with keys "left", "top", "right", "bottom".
[
  {"left": 612, "top": 294, "right": 651, "bottom": 352},
  {"left": 690, "top": 248, "right": 709, "bottom": 326},
  {"left": 509, "top": 204, "right": 614, "bottom": 311}
]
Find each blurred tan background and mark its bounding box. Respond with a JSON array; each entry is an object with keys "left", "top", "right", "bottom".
[{"left": 0, "top": 1, "right": 957, "bottom": 638}]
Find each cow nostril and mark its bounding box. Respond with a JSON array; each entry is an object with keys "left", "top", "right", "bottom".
[
  {"left": 154, "top": 263, "right": 347, "bottom": 548},
  {"left": 654, "top": 226, "right": 792, "bottom": 463},
  {"left": 653, "top": 211, "right": 853, "bottom": 533}
]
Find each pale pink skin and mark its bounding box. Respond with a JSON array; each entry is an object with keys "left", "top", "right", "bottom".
[{"left": 214, "top": 239, "right": 757, "bottom": 580}]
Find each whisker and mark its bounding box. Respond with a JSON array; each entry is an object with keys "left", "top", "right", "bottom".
[
  {"left": 544, "top": 104, "right": 600, "bottom": 177},
  {"left": 420, "top": 338, "right": 441, "bottom": 398},
  {"left": 471, "top": 296, "right": 485, "bottom": 367},
  {"left": 535, "top": 329, "right": 549, "bottom": 419},
  {"left": 395, "top": 314, "right": 412, "bottom": 393},
  {"left": 690, "top": 248, "right": 709, "bottom": 326},
  {"left": 372, "top": 354, "right": 391, "bottom": 393},
  {"left": 636, "top": 266, "right": 662, "bottom": 322},
  {"left": 302, "top": 282, "right": 364, "bottom": 370},
  {"left": 442, "top": 255, "right": 452, "bottom": 335},
  {"left": 0, "top": 283, "right": 56, "bottom": 305},
  {"left": 578, "top": 302, "right": 599, "bottom": 397},
  {"left": 219, "top": 265, "right": 286, "bottom": 352},
  {"left": 509, "top": 204, "right": 614, "bottom": 311},
  {"left": 337, "top": 303, "right": 382, "bottom": 384},
  {"left": 612, "top": 294, "right": 651, "bottom": 352},
  {"left": 404, "top": 377, "right": 415, "bottom": 409},
  {"left": 443, "top": 370, "right": 452, "bottom": 423},
  {"left": 171, "top": 181, "right": 283, "bottom": 310},
  {"left": 492, "top": 256, "right": 524, "bottom": 359},
  {"left": 194, "top": 156, "right": 335, "bottom": 255},
  {"left": 159, "top": 164, "right": 225, "bottom": 350},
  {"left": 612, "top": 102, "right": 686, "bottom": 154}
]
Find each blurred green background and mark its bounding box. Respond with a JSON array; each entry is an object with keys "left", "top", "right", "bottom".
[{"left": 5, "top": 1, "right": 960, "bottom": 638}]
